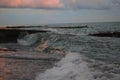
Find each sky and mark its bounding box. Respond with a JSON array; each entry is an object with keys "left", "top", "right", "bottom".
[{"left": 0, "top": 0, "right": 120, "bottom": 25}]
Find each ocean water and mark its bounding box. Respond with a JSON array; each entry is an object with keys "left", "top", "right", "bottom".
[
  {"left": 46, "top": 22, "right": 120, "bottom": 64},
  {"left": 37, "top": 22, "right": 120, "bottom": 80},
  {"left": 0, "top": 22, "right": 120, "bottom": 80}
]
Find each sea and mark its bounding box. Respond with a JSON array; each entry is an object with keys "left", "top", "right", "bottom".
[{"left": 0, "top": 22, "right": 120, "bottom": 80}]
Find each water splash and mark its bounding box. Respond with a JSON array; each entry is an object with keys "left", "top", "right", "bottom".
[
  {"left": 36, "top": 52, "right": 94, "bottom": 80},
  {"left": 17, "top": 32, "right": 39, "bottom": 46}
]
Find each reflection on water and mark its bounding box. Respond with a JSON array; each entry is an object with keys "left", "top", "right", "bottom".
[{"left": 0, "top": 58, "right": 55, "bottom": 80}]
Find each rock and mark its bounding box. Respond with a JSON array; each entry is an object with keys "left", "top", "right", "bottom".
[
  {"left": 0, "top": 48, "right": 16, "bottom": 52},
  {"left": 34, "top": 40, "right": 48, "bottom": 52},
  {"left": 89, "top": 32, "right": 120, "bottom": 38},
  {"left": 0, "top": 27, "right": 49, "bottom": 43},
  {"left": 50, "top": 47, "right": 65, "bottom": 56}
]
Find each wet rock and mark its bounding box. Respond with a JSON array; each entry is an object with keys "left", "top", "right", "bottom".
[
  {"left": 50, "top": 47, "right": 65, "bottom": 57},
  {"left": 0, "top": 58, "right": 56, "bottom": 80},
  {"left": 0, "top": 30, "right": 19, "bottom": 43},
  {"left": 0, "top": 48, "right": 16, "bottom": 52},
  {"left": 34, "top": 40, "right": 48, "bottom": 52},
  {"left": 0, "top": 27, "right": 49, "bottom": 43},
  {"left": 89, "top": 32, "right": 120, "bottom": 38}
]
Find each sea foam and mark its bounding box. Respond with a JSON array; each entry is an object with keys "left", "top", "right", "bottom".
[
  {"left": 36, "top": 52, "right": 94, "bottom": 80},
  {"left": 17, "top": 33, "right": 39, "bottom": 46}
]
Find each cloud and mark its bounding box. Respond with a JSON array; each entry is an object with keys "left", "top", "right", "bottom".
[
  {"left": 63, "top": 0, "right": 120, "bottom": 9},
  {"left": 0, "top": 0, "right": 64, "bottom": 9},
  {"left": 111, "top": 0, "right": 120, "bottom": 8},
  {"left": 0, "top": 0, "right": 119, "bottom": 10}
]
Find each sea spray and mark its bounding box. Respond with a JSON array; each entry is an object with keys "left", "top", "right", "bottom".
[
  {"left": 36, "top": 52, "right": 94, "bottom": 80},
  {"left": 17, "top": 33, "right": 39, "bottom": 46}
]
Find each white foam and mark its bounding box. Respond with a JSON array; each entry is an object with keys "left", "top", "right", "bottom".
[
  {"left": 41, "top": 28, "right": 58, "bottom": 33},
  {"left": 17, "top": 33, "right": 38, "bottom": 46},
  {"left": 36, "top": 52, "right": 94, "bottom": 80}
]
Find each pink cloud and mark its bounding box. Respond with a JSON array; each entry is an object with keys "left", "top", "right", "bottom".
[
  {"left": 0, "top": 0, "right": 119, "bottom": 9},
  {"left": 0, "top": 0, "right": 64, "bottom": 9}
]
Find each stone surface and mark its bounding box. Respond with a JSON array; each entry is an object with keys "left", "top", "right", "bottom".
[{"left": 0, "top": 51, "right": 64, "bottom": 80}]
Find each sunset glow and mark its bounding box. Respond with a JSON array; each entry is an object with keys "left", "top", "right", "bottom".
[
  {"left": 0, "top": 0, "right": 64, "bottom": 9},
  {"left": 0, "top": 0, "right": 120, "bottom": 25}
]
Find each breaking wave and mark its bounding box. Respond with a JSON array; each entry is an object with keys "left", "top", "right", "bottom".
[
  {"left": 42, "top": 28, "right": 87, "bottom": 36},
  {"left": 36, "top": 52, "right": 94, "bottom": 80},
  {"left": 17, "top": 32, "right": 39, "bottom": 46}
]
